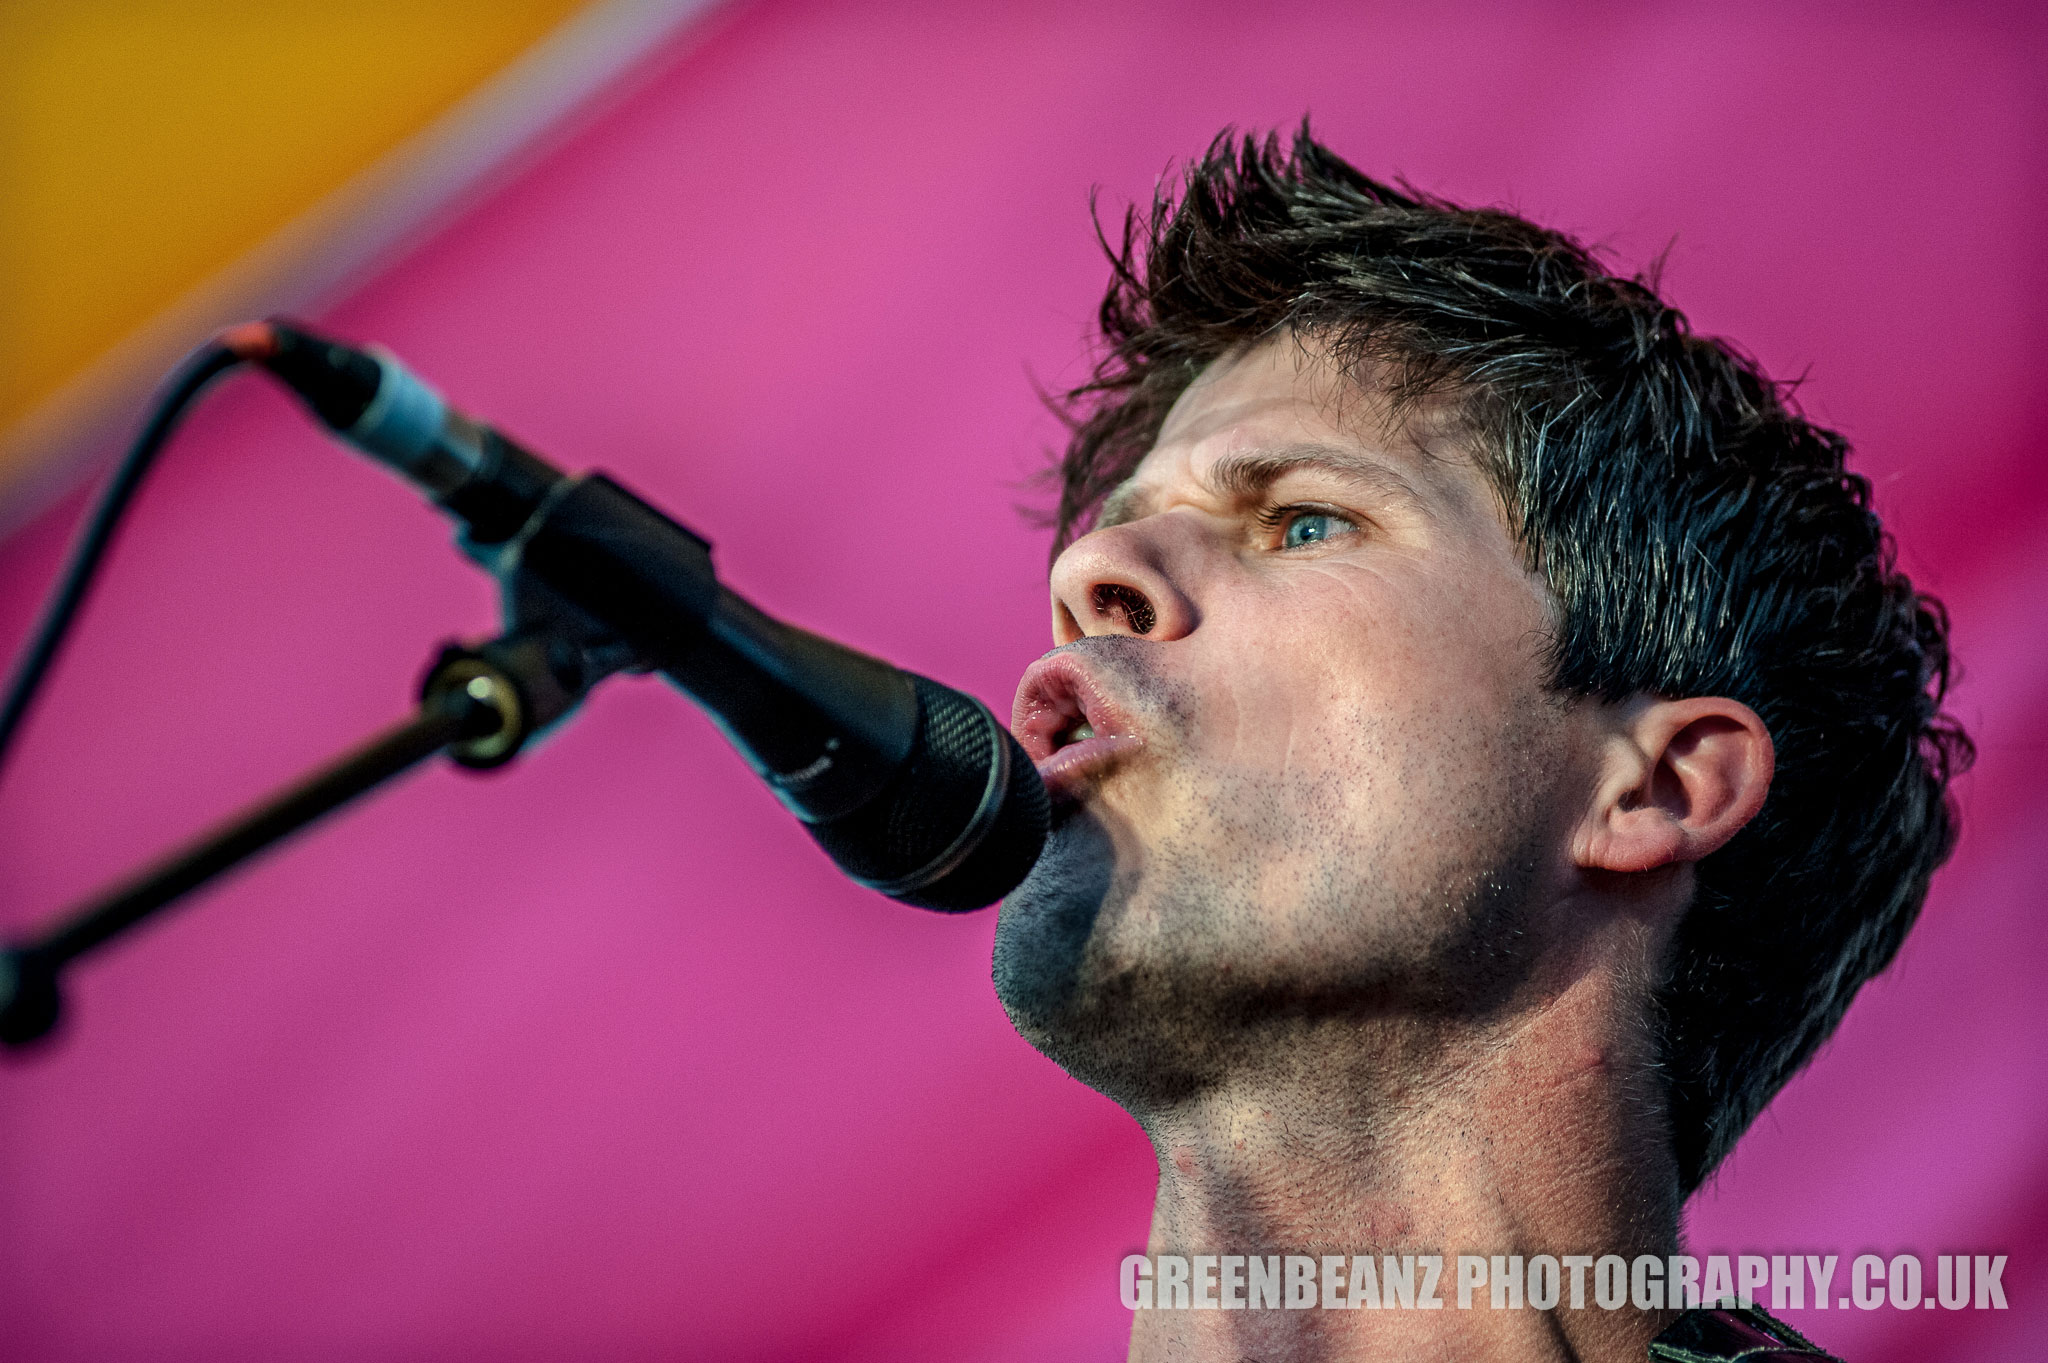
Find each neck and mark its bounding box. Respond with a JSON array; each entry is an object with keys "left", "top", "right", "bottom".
[{"left": 1126, "top": 960, "right": 1683, "bottom": 1363}]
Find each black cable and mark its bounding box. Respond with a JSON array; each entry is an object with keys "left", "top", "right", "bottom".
[{"left": 0, "top": 341, "right": 247, "bottom": 777}]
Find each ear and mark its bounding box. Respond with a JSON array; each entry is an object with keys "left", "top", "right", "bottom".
[{"left": 1574, "top": 696, "right": 1775, "bottom": 875}]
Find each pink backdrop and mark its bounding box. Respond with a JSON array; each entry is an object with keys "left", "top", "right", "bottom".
[{"left": 2, "top": 2, "right": 2043, "bottom": 1358}]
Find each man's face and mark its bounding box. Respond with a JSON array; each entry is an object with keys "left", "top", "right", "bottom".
[{"left": 995, "top": 337, "right": 1586, "bottom": 1106}]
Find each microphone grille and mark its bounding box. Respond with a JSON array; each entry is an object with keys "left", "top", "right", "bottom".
[{"left": 807, "top": 676, "right": 1048, "bottom": 912}]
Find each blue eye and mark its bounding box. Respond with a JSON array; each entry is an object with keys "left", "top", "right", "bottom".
[{"left": 1281, "top": 511, "right": 1355, "bottom": 548}]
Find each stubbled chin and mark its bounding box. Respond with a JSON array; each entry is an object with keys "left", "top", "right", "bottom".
[{"left": 993, "top": 808, "right": 1117, "bottom": 1032}]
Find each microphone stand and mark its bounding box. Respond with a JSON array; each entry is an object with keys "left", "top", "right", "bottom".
[
  {"left": 0, "top": 569, "right": 639, "bottom": 1050},
  {"left": 2, "top": 316, "right": 1041, "bottom": 1049}
]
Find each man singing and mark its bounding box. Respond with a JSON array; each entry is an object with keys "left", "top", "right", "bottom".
[{"left": 995, "top": 128, "right": 1966, "bottom": 1362}]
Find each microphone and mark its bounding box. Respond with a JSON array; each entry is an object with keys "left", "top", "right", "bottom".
[{"left": 234, "top": 320, "right": 1047, "bottom": 912}]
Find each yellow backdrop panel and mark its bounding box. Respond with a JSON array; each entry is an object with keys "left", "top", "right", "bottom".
[{"left": 0, "top": 0, "right": 592, "bottom": 477}]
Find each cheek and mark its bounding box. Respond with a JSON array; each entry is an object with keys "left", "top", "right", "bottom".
[{"left": 1186, "top": 573, "right": 1529, "bottom": 776}]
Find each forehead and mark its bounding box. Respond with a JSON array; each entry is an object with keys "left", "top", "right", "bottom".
[
  {"left": 1102, "top": 337, "right": 1487, "bottom": 525},
  {"left": 1160, "top": 336, "right": 1370, "bottom": 449}
]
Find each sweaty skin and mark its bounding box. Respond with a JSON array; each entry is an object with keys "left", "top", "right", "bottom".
[{"left": 996, "top": 337, "right": 1773, "bottom": 1363}]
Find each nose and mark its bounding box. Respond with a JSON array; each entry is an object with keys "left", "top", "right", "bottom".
[{"left": 1048, "top": 518, "right": 1201, "bottom": 645}]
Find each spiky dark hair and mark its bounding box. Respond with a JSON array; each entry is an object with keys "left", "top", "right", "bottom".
[{"left": 1052, "top": 125, "right": 1970, "bottom": 1193}]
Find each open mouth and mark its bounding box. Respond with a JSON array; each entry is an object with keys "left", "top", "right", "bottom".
[{"left": 1011, "top": 652, "right": 1143, "bottom": 796}]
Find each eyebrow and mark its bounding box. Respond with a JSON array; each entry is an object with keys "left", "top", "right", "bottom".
[{"left": 1095, "top": 442, "right": 1424, "bottom": 530}]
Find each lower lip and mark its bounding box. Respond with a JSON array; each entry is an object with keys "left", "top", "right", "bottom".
[{"left": 1034, "top": 733, "right": 1142, "bottom": 796}]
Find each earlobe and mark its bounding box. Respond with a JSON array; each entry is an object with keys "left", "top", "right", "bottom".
[{"left": 1575, "top": 697, "right": 1775, "bottom": 875}]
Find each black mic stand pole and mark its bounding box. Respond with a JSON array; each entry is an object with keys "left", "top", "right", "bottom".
[{"left": 0, "top": 580, "right": 633, "bottom": 1050}]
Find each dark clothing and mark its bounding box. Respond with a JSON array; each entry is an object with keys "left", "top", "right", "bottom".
[{"left": 1651, "top": 1304, "right": 1845, "bottom": 1361}]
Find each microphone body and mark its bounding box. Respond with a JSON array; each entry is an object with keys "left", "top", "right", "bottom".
[{"left": 251, "top": 323, "right": 1045, "bottom": 912}]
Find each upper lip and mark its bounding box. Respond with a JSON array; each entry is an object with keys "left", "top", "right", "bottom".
[{"left": 1011, "top": 650, "right": 1141, "bottom": 766}]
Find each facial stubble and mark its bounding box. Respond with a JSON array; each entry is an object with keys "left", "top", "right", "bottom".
[{"left": 993, "top": 637, "right": 1565, "bottom": 1118}]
